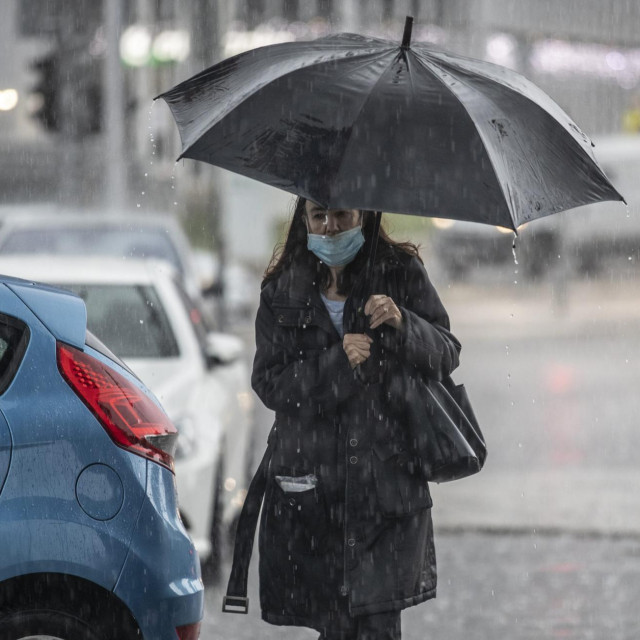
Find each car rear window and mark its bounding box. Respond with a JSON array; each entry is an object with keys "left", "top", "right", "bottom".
[
  {"left": 61, "top": 284, "right": 179, "bottom": 359},
  {"left": 0, "top": 314, "right": 29, "bottom": 394}
]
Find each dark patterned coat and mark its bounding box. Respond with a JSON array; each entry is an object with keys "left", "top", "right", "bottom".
[{"left": 251, "top": 248, "right": 460, "bottom": 634}]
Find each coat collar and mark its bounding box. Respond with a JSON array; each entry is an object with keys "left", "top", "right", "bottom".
[{"left": 270, "top": 252, "right": 405, "bottom": 335}]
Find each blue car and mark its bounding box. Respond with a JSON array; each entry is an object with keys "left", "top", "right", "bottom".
[{"left": 0, "top": 275, "right": 203, "bottom": 639}]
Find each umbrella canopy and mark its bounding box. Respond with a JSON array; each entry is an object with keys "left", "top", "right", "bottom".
[{"left": 157, "top": 17, "right": 623, "bottom": 230}]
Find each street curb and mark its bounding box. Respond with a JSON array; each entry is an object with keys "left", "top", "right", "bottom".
[{"left": 434, "top": 523, "right": 640, "bottom": 541}]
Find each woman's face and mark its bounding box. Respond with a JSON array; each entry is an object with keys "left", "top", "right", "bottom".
[{"left": 304, "top": 201, "right": 361, "bottom": 236}]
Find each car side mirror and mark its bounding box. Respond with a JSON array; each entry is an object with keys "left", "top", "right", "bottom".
[
  {"left": 202, "top": 279, "right": 224, "bottom": 297},
  {"left": 205, "top": 332, "right": 244, "bottom": 367}
]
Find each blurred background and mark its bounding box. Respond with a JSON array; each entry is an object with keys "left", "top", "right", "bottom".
[
  {"left": 2, "top": 1, "right": 640, "bottom": 638},
  {"left": 3, "top": 0, "right": 640, "bottom": 281}
]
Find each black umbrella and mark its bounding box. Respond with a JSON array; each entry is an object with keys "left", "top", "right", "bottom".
[{"left": 157, "top": 17, "right": 623, "bottom": 232}]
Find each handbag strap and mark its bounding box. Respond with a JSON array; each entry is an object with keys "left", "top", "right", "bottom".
[{"left": 222, "top": 435, "right": 273, "bottom": 614}]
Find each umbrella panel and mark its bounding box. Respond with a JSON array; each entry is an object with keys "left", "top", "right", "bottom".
[
  {"left": 333, "top": 51, "right": 513, "bottom": 225},
  {"left": 423, "top": 52, "right": 621, "bottom": 227},
  {"left": 184, "top": 48, "right": 514, "bottom": 226}
]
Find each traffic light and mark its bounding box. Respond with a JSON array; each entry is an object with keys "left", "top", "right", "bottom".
[
  {"left": 29, "top": 53, "right": 60, "bottom": 132},
  {"left": 74, "top": 60, "right": 102, "bottom": 136}
]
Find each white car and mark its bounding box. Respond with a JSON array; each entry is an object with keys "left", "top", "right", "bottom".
[
  {"left": 0, "top": 210, "right": 207, "bottom": 305},
  {"left": 0, "top": 256, "right": 255, "bottom": 568}
]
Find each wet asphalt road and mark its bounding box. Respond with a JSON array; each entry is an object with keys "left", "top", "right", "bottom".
[
  {"left": 200, "top": 275, "right": 640, "bottom": 639},
  {"left": 202, "top": 529, "right": 640, "bottom": 640}
]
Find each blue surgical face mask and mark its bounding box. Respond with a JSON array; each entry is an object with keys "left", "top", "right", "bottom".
[{"left": 307, "top": 225, "right": 365, "bottom": 267}]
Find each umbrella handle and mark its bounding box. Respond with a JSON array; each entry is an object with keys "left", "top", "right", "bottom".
[
  {"left": 365, "top": 210, "right": 382, "bottom": 288},
  {"left": 354, "top": 210, "right": 382, "bottom": 333}
]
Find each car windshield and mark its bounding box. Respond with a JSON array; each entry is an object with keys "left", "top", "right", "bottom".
[
  {"left": 62, "top": 284, "right": 179, "bottom": 359},
  {"left": 0, "top": 226, "right": 183, "bottom": 275}
]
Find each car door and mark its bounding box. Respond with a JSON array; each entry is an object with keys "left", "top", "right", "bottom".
[{"left": 172, "top": 278, "right": 254, "bottom": 515}]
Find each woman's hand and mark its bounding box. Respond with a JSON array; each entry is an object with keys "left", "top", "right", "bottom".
[
  {"left": 365, "top": 294, "right": 403, "bottom": 331},
  {"left": 343, "top": 333, "right": 373, "bottom": 369}
]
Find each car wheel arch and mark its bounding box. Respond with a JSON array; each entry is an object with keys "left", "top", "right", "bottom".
[{"left": 0, "top": 572, "right": 141, "bottom": 640}]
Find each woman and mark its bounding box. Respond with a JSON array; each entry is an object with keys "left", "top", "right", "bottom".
[{"left": 251, "top": 197, "right": 461, "bottom": 639}]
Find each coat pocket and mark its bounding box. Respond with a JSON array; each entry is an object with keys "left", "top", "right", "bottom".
[
  {"left": 372, "top": 441, "right": 433, "bottom": 517},
  {"left": 267, "top": 472, "right": 328, "bottom": 555}
]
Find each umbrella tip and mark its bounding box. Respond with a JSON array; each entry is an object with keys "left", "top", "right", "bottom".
[{"left": 401, "top": 16, "right": 413, "bottom": 48}]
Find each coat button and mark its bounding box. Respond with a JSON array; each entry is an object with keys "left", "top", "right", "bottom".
[
  {"left": 347, "top": 538, "right": 356, "bottom": 547},
  {"left": 339, "top": 586, "right": 348, "bottom": 596},
  {"left": 278, "top": 315, "right": 284, "bottom": 323},
  {"left": 349, "top": 438, "right": 358, "bottom": 447},
  {"left": 349, "top": 456, "right": 358, "bottom": 464},
  {"left": 288, "top": 498, "right": 296, "bottom": 506},
  {"left": 304, "top": 315, "right": 312, "bottom": 323}
]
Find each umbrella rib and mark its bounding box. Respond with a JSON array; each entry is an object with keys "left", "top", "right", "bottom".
[
  {"left": 178, "top": 47, "right": 396, "bottom": 160},
  {"left": 331, "top": 50, "right": 410, "bottom": 205},
  {"left": 412, "top": 49, "right": 517, "bottom": 229},
  {"left": 330, "top": 48, "right": 397, "bottom": 82}
]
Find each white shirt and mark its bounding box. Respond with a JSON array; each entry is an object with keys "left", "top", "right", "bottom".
[{"left": 320, "top": 293, "right": 345, "bottom": 338}]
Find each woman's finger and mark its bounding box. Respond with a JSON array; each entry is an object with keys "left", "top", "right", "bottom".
[
  {"left": 364, "top": 294, "right": 385, "bottom": 316},
  {"left": 364, "top": 295, "right": 402, "bottom": 330},
  {"left": 343, "top": 333, "right": 373, "bottom": 347},
  {"left": 344, "top": 343, "right": 371, "bottom": 359},
  {"left": 343, "top": 338, "right": 371, "bottom": 368},
  {"left": 369, "top": 306, "right": 399, "bottom": 329}
]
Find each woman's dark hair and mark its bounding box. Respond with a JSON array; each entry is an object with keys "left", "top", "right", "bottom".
[{"left": 263, "top": 197, "right": 422, "bottom": 295}]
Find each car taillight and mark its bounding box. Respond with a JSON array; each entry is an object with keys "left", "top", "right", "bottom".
[
  {"left": 176, "top": 622, "right": 201, "bottom": 639},
  {"left": 57, "top": 342, "right": 178, "bottom": 472}
]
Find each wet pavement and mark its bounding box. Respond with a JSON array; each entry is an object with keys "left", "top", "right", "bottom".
[
  {"left": 203, "top": 529, "right": 640, "bottom": 640},
  {"left": 202, "top": 275, "right": 640, "bottom": 639}
]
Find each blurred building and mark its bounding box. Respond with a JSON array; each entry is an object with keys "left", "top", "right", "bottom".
[{"left": 1, "top": 0, "right": 640, "bottom": 262}]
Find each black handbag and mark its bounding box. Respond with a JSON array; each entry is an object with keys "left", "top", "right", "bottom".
[{"left": 389, "top": 370, "right": 487, "bottom": 483}]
